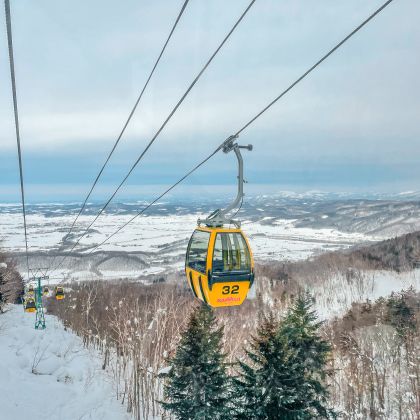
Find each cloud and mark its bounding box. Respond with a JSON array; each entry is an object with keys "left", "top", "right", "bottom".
[{"left": 1, "top": 0, "right": 419, "bottom": 195}]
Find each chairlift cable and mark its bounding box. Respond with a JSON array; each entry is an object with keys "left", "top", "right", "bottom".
[
  {"left": 69, "top": 0, "right": 256, "bottom": 249},
  {"left": 48, "top": 0, "right": 392, "bottom": 277},
  {"left": 47, "top": 0, "right": 256, "bottom": 275},
  {"left": 235, "top": 0, "right": 394, "bottom": 136},
  {"left": 71, "top": 0, "right": 395, "bottom": 255},
  {"left": 4, "top": 0, "right": 30, "bottom": 280},
  {"left": 47, "top": 148, "right": 219, "bottom": 278},
  {"left": 46, "top": 0, "right": 190, "bottom": 273}
]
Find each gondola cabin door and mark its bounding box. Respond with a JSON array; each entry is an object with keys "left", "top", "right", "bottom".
[{"left": 186, "top": 227, "right": 254, "bottom": 307}]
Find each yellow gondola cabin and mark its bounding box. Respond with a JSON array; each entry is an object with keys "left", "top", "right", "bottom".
[
  {"left": 28, "top": 285, "right": 34, "bottom": 294},
  {"left": 55, "top": 286, "right": 64, "bottom": 299},
  {"left": 186, "top": 227, "right": 254, "bottom": 307},
  {"left": 25, "top": 297, "right": 36, "bottom": 313}
]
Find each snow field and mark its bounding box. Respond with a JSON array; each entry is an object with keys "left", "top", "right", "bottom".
[
  {"left": 244, "top": 218, "right": 381, "bottom": 262},
  {"left": 2, "top": 210, "right": 383, "bottom": 282},
  {"left": 0, "top": 305, "right": 130, "bottom": 420},
  {"left": 0, "top": 212, "right": 197, "bottom": 253}
]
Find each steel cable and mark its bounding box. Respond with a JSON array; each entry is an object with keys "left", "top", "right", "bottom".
[
  {"left": 4, "top": 0, "right": 30, "bottom": 281},
  {"left": 235, "top": 0, "right": 394, "bottom": 136},
  {"left": 47, "top": 147, "right": 220, "bottom": 278},
  {"left": 48, "top": 0, "right": 256, "bottom": 275},
  {"left": 48, "top": 0, "right": 393, "bottom": 277},
  {"left": 46, "top": 0, "right": 190, "bottom": 273}
]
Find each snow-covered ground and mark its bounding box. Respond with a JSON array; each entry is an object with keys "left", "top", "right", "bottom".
[
  {"left": 1, "top": 211, "right": 380, "bottom": 257},
  {"left": 0, "top": 305, "right": 129, "bottom": 420},
  {"left": 244, "top": 218, "right": 374, "bottom": 261},
  {"left": 1, "top": 209, "right": 385, "bottom": 281}
]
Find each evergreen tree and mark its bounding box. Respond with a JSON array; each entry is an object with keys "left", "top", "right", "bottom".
[
  {"left": 0, "top": 272, "right": 11, "bottom": 313},
  {"left": 386, "top": 290, "right": 417, "bottom": 335},
  {"left": 160, "top": 303, "right": 233, "bottom": 420},
  {"left": 233, "top": 295, "right": 337, "bottom": 419},
  {"left": 13, "top": 280, "right": 25, "bottom": 305},
  {"left": 233, "top": 313, "right": 296, "bottom": 419}
]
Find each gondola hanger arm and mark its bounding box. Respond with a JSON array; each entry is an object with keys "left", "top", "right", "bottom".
[{"left": 198, "top": 135, "right": 252, "bottom": 228}]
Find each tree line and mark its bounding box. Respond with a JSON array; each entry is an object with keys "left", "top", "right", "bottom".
[
  {"left": 45, "top": 281, "right": 337, "bottom": 419},
  {"left": 0, "top": 245, "right": 25, "bottom": 313},
  {"left": 44, "top": 276, "right": 420, "bottom": 419},
  {"left": 43, "top": 229, "right": 420, "bottom": 419},
  {"left": 326, "top": 287, "right": 420, "bottom": 419}
]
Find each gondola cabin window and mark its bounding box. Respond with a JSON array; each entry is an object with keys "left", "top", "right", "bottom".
[
  {"left": 212, "top": 232, "right": 251, "bottom": 273},
  {"left": 186, "top": 230, "right": 210, "bottom": 274}
]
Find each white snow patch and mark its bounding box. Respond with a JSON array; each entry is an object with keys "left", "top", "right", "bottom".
[
  {"left": 0, "top": 305, "right": 130, "bottom": 420},
  {"left": 158, "top": 366, "right": 172, "bottom": 375}
]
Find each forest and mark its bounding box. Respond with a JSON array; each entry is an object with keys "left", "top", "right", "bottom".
[{"left": 43, "top": 230, "right": 420, "bottom": 419}]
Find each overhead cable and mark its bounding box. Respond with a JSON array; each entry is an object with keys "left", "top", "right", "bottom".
[
  {"left": 235, "top": 0, "right": 394, "bottom": 136},
  {"left": 47, "top": 147, "right": 219, "bottom": 279},
  {"left": 4, "top": 0, "right": 30, "bottom": 280},
  {"left": 48, "top": 0, "right": 392, "bottom": 276},
  {"left": 88, "top": 149, "right": 220, "bottom": 253},
  {"left": 49, "top": 0, "right": 256, "bottom": 274},
  {"left": 47, "top": 0, "right": 190, "bottom": 272}
]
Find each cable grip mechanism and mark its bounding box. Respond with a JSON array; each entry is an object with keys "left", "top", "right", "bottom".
[{"left": 198, "top": 135, "right": 252, "bottom": 228}]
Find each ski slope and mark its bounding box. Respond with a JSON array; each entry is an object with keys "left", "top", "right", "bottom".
[{"left": 0, "top": 305, "right": 129, "bottom": 420}]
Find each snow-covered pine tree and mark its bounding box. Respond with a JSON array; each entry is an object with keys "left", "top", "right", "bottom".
[
  {"left": 233, "top": 295, "right": 337, "bottom": 419},
  {"left": 160, "top": 303, "right": 233, "bottom": 420}
]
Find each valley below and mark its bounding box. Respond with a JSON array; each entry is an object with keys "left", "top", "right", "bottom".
[{"left": 4, "top": 192, "right": 416, "bottom": 282}]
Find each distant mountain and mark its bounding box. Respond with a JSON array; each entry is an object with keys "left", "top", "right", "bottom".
[
  {"left": 2, "top": 191, "right": 420, "bottom": 238},
  {"left": 249, "top": 190, "right": 420, "bottom": 202},
  {"left": 243, "top": 196, "right": 420, "bottom": 237}
]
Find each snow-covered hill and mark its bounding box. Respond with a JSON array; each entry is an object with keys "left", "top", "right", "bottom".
[
  {"left": 0, "top": 305, "right": 129, "bottom": 420},
  {"left": 4, "top": 193, "right": 420, "bottom": 281},
  {"left": 3, "top": 209, "right": 381, "bottom": 282}
]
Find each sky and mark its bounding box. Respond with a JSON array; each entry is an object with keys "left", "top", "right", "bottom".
[{"left": 1, "top": 0, "right": 419, "bottom": 202}]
